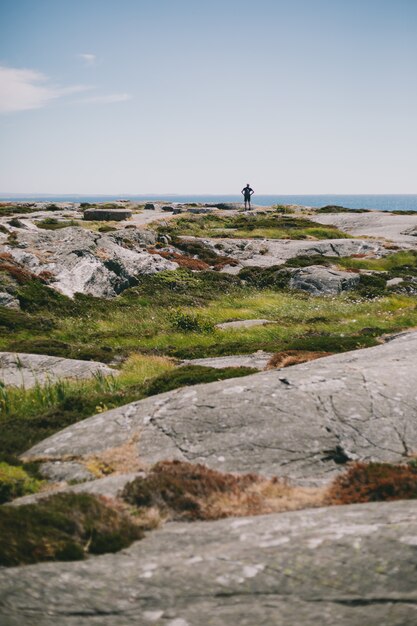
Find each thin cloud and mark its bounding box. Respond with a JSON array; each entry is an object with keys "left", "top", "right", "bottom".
[
  {"left": 78, "top": 93, "right": 132, "bottom": 104},
  {"left": 0, "top": 65, "right": 88, "bottom": 113},
  {"left": 78, "top": 53, "right": 96, "bottom": 66}
]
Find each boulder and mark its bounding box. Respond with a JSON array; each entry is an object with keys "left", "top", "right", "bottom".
[
  {"left": 0, "top": 292, "right": 19, "bottom": 309},
  {"left": 0, "top": 352, "right": 115, "bottom": 388},
  {"left": 2, "top": 227, "right": 177, "bottom": 298},
  {"left": 83, "top": 208, "right": 132, "bottom": 221},
  {"left": 23, "top": 331, "right": 417, "bottom": 486},
  {"left": 288, "top": 265, "right": 360, "bottom": 295},
  {"left": 1, "top": 500, "right": 417, "bottom": 625}
]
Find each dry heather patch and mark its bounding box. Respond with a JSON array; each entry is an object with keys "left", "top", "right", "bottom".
[
  {"left": 83, "top": 435, "right": 144, "bottom": 478},
  {"left": 122, "top": 460, "right": 325, "bottom": 521},
  {"left": 326, "top": 461, "right": 417, "bottom": 505},
  {"left": 266, "top": 350, "right": 333, "bottom": 369}
]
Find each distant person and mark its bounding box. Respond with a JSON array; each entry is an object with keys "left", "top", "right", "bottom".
[{"left": 241, "top": 184, "right": 254, "bottom": 209}]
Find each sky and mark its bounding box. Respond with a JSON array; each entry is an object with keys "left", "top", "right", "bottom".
[{"left": 0, "top": 0, "right": 416, "bottom": 195}]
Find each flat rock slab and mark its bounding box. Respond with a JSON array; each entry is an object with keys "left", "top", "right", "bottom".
[
  {"left": 23, "top": 332, "right": 417, "bottom": 486},
  {"left": 0, "top": 352, "right": 115, "bottom": 388},
  {"left": 181, "top": 351, "right": 274, "bottom": 370},
  {"left": 310, "top": 211, "right": 417, "bottom": 244},
  {"left": 215, "top": 319, "right": 273, "bottom": 330},
  {"left": 189, "top": 237, "right": 387, "bottom": 269},
  {"left": 1, "top": 500, "right": 417, "bottom": 625}
]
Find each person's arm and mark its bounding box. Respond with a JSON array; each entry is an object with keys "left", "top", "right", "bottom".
[
  {"left": 250, "top": 188, "right": 254, "bottom": 195},
  {"left": 241, "top": 188, "right": 245, "bottom": 195}
]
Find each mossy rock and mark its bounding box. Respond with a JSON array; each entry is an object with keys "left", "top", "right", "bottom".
[{"left": 0, "top": 492, "right": 143, "bottom": 566}]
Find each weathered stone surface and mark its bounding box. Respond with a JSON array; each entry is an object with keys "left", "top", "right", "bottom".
[
  {"left": 0, "top": 352, "right": 115, "bottom": 388},
  {"left": 310, "top": 211, "right": 417, "bottom": 244},
  {"left": 288, "top": 265, "right": 360, "bottom": 295},
  {"left": 2, "top": 227, "right": 177, "bottom": 298},
  {"left": 215, "top": 319, "right": 274, "bottom": 330},
  {"left": 0, "top": 292, "right": 20, "bottom": 309},
  {"left": 83, "top": 208, "right": 132, "bottom": 221},
  {"left": 186, "top": 237, "right": 386, "bottom": 269},
  {"left": 1, "top": 500, "right": 417, "bottom": 625},
  {"left": 38, "top": 461, "right": 95, "bottom": 483},
  {"left": 181, "top": 351, "right": 274, "bottom": 370},
  {"left": 23, "top": 332, "right": 417, "bottom": 486},
  {"left": 11, "top": 472, "right": 142, "bottom": 506}
]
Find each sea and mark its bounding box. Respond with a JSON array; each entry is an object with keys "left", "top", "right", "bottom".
[{"left": 1, "top": 194, "right": 417, "bottom": 212}]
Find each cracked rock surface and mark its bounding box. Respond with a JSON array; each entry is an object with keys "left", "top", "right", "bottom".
[
  {"left": 23, "top": 332, "right": 417, "bottom": 486},
  {"left": 310, "top": 211, "right": 417, "bottom": 244},
  {"left": 1, "top": 226, "right": 176, "bottom": 298},
  {"left": 1, "top": 500, "right": 417, "bottom": 626},
  {"left": 0, "top": 352, "right": 115, "bottom": 388}
]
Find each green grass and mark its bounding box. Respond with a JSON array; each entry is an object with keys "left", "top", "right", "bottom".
[
  {"left": 35, "top": 218, "right": 79, "bottom": 230},
  {"left": 156, "top": 213, "right": 351, "bottom": 240},
  {"left": 0, "top": 492, "right": 143, "bottom": 566},
  {"left": 0, "top": 460, "right": 43, "bottom": 503}
]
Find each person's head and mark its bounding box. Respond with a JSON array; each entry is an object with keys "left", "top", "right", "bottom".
[{"left": 246, "top": 183, "right": 250, "bottom": 187}]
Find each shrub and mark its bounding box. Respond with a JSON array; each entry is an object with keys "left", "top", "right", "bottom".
[
  {"left": 327, "top": 462, "right": 417, "bottom": 504},
  {"left": 0, "top": 461, "right": 43, "bottom": 503},
  {"left": 170, "top": 309, "right": 214, "bottom": 332},
  {"left": 123, "top": 460, "right": 322, "bottom": 521},
  {"left": 239, "top": 266, "right": 291, "bottom": 289},
  {"left": 352, "top": 274, "right": 387, "bottom": 299},
  {"left": 0, "top": 493, "right": 143, "bottom": 566},
  {"left": 143, "top": 365, "right": 257, "bottom": 396}
]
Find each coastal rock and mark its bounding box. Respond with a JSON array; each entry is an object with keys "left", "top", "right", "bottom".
[
  {"left": 181, "top": 351, "right": 274, "bottom": 370},
  {"left": 310, "top": 211, "right": 417, "bottom": 244},
  {"left": 187, "top": 237, "right": 386, "bottom": 269},
  {"left": 2, "top": 227, "right": 177, "bottom": 298},
  {"left": 0, "top": 292, "right": 20, "bottom": 309},
  {"left": 23, "top": 331, "right": 417, "bottom": 486},
  {"left": 83, "top": 208, "right": 132, "bottom": 221},
  {"left": 0, "top": 352, "right": 115, "bottom": 388},
  {"left": 288, "top": 265, "right": 360, "bottom": 295},
  {"left": 1, "top": 500, "right": 417, "bottom": 625},
  {"left": 215, "top": 319, "right": 274, "bottom": 330}
]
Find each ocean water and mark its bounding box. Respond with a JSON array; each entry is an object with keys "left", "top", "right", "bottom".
[{"left": 1, "top": 194, "right": 417, "bottom": 211}]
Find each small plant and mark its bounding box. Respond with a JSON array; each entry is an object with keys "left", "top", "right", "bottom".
[
  {"left": 170, "top": 309, "right": 214, "bottom": 332},
  {"left": 0, "top": 460, "right": 43, "bottom": 503}
]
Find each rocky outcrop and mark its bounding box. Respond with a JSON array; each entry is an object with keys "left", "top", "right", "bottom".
[
  {"left": 1, "top": 500, "right": 417, "bottom": 625},
  {"left": 215, "top": 319, "right": 274, "bottom": 330},
  {"left": 288, "top": 265, "right": 360, "bottom": 295},
  {"left": 187, "top": 237, "right": 386, "bottom": 269},
  {"left": 310, "top": 211, "right": 417, "bottom": 244},
  {"left": 1, "top": 227, "right": 177, "bottom": 298},
  {"left": 83, "top": 208, "right": 132, "bottom": 221},
  {"left": 0, "top": 352, "right": 115, "bottom": 388},
  {"left": 23, "top": 332, "right": 417, "bottom": 486},
  {"left": 0, "top": 292, "right": 19, "bottom": 309}
]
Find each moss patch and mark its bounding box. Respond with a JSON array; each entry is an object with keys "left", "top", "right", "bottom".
[{"left": 0, "top": 460, "right": 43, "bottom": 504}]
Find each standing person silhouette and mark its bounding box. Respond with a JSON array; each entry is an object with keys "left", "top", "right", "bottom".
[{"left": 241, "top": 184, "right": 254, "bottom": 209}]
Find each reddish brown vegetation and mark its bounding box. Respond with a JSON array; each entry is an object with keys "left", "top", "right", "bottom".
[
  {"left": 327, "top": 462, "right": 417, "bottom": 504},
  {"left": 267, "top": 350, "right": 332, "bottom": 369},
  {"left": 122, "top": 460, "right": 323, "bottom": 521},
  {"left": 147, "top": 247, "right": 238, "bottom": 271}
]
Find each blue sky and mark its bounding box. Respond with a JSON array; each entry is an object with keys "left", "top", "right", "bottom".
[{"left": 0, "top": 0, "right": 416, "bottom": 194}]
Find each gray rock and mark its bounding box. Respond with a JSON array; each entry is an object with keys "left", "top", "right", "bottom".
[
  {"left": 288, "top": 265, "right": 360, "bottom": 295},
  {"left": 23, "top": 332, "right": 417, "bottom": 486},
  {"left": 2, "top": 227, "right": 177, "bottom": 298},
  {"left": 144, "top": 203, "right": 157, "bottom": 210},
  {"left": 310, "top": 211, "right": 417, "bottom": 244},
  {"left": 38, "top": 461, "right": 95, "bottom": 483},
  {"left": 1, "top": 500, "right": 417, "bottom": 625},
  {"left": 10, "top": 472, "right": 141, "bottom": 506},
  {"left": 181, "top": 351, "right": 274, "bottom": 370},
  {"left": 215, "top": 319, "right": 274, "bottom": 330},
  {"left": 387, "top": 277, "right": 404, "bottom": 287},
  {"left": 184, "top": 237, "right": 386, "bottom": 269},
  {"left": 0, "top": 352, "right": 115, "bottom": 388},
  {"left": 83, "top": 208, "right": 132, "bottom": 221},
  {"left": 0, "top": 292, "right": 20, "bottom": 309}
]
